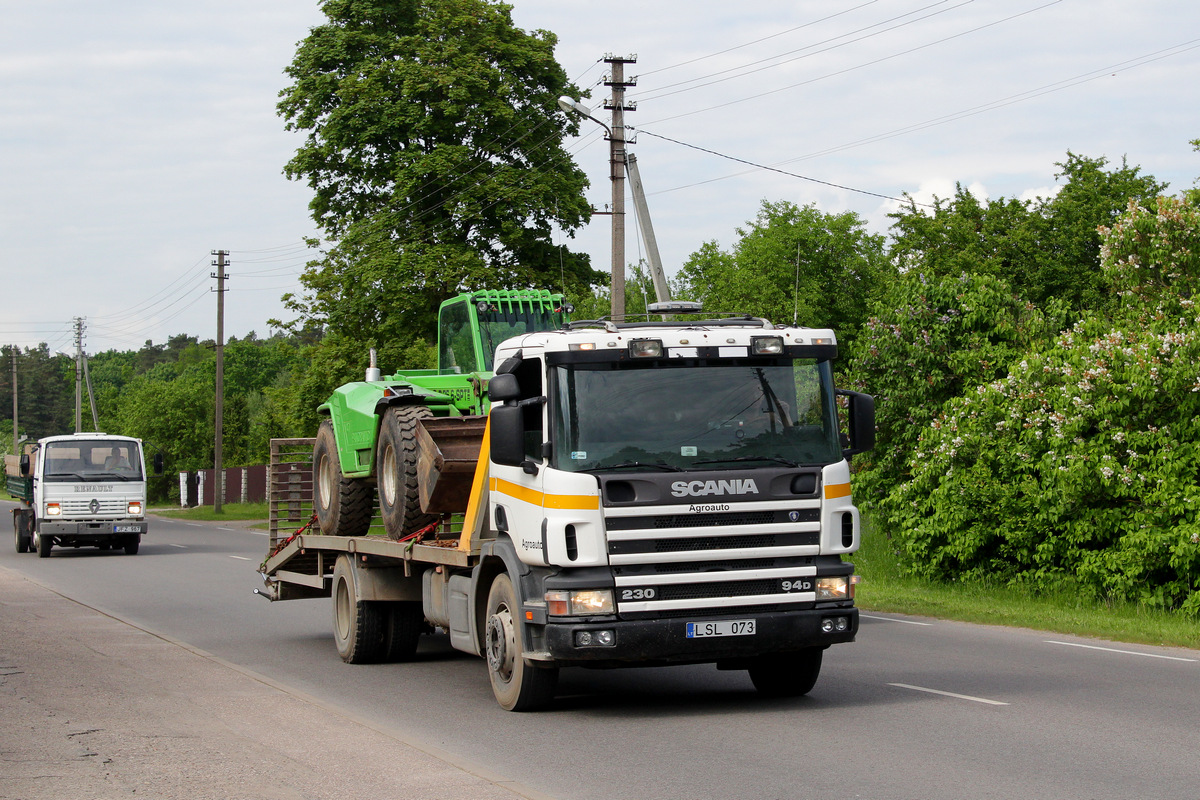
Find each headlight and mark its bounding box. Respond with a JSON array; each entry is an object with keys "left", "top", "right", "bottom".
[
  {"left": 815, "top": 576, "right": 849, "bottom": 600},
  {"left": 46, "top": 502, "right": 62, "bottom": 516},
  {"left": 751, "top": 336, "right": 785, "bottom": 355},
  {"left": 128, "top": 501, "right": 143, "bottom": 516},
  {"left": 546, "top": 589, "right": 615, "bottom": 616},
  {"left": 629, "top": 339, "right": 663, "bottom": 357}
]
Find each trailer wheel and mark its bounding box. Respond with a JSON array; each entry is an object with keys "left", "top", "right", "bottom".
[
  {"left": 484, "top": 573, "right": 558, "bottom": 711},
  {"left": 314, "top": 420, "right": 374, "bottom": 537},
  {"left": 35, "top": 530, "right": 52, "bottom": 559},
  {"left": 14, "top": 512, "right": 31, "bottom": 554},
  {"left": 123, "top": 535, "right": 140, "bottom": 555},
  {"left": 383, "top": 601, "right": 425, "bottom": 662},
  {"left": 377, "top": 405, "right": 438, "bottom": 541},
  {"left": 747, "top": 648, "right": 823, "bottom": 698},
  {"left": 331, "top": 555, "right": 385, "bottom": 663}
]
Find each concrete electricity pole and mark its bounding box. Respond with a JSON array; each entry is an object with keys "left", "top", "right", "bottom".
[
  {"left": 211, "top": 250, "right": 228, "bottom": 514},
  {"left": 604, "top": 54, "right": 636, "bottom": 318},
  {"left": 11, "top": 349, "right": 17, "bottom": 453},
  {"left": 73, "top": 317, "right": 85, "bottom": 433}
]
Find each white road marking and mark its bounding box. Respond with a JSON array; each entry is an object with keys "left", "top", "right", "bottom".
[
  {"left": 217, "top": 527, "right": 238, "bottom": 531},
  {"left": 889, "top": 683, "right": 1009, "bottom": 706},
  {"left": 229, "top": 555, "right": 252, "bottom": 561},
  {"left": 170, "top": 544, "right": 187, "bottom": 548},
  {"left": 861, "top": 614, "right": 933, "bottom": 626},
  {"left": 1046, "top": 640, "right": 1197, "bottom": 662}
]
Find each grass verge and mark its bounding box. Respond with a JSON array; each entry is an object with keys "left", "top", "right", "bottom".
[
  {"left": 152, "top": 502, "right": 269, "bottom": 524},
  {"left": 855, "top": 518, "right": 1200, "bottom": 651}
]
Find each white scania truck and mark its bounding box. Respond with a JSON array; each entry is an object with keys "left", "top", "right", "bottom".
[
  {"left": 9, "top": 432, "right": 158, "bottom": 557},
  {"left": 259, "top": 304, "right": 874, "bottom": 710}
]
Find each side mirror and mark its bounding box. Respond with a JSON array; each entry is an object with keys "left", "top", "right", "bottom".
[
  {"left": 19, "top": 453, "right": 30, "bottom": 477},
  {"left": 490, "top": 405, "right": 525, "bottom": 467},
  {"left": 153, "top": 453, "right": 165, "bottom": 476},
  {"left": 488, "top": 373, "right": 520, "bottom": 403},
  {"left": 837, "top": 390, "right": 875, "bottom": 458}
]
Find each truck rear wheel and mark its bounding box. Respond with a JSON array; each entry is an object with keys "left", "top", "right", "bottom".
[
  {"left": 314, "top": 420, "right": 374, "bottom": 537},
  {"left": 35, "top": 530, "right": 52, "bottom": 558},
  {"left": 484, "top": 573, "right": 558, "bottom": 711},
  {"left": 747, "top": 648, "right": 823, "bottom": 697},
  {"left": 331, "top": 555, "right": 385, "bottom": 663},
  {"left": 377, "top": 405, "right": 438, "bottom": 541},
  {"left": 14, "top": 512, "right": 31, "bottom": 554},
  {"left": 383, "top": 601, "right": 425, "bottom": 662}
]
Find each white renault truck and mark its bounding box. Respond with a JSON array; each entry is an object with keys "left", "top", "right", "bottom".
[
  {"left": 9, "top": 432, "right": 158, "bottom": 557},
  {"left": 259, "top": 304, "right": 874, "bottom": 710}
]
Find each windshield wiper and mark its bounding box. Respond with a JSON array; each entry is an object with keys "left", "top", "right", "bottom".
[
  {"left": 689, "top": 456, "right": 798, "bottom": 468},
  {"left": 45, "top": 472, "right": 87, "bottom": 480},
  {"left": 581, "top": 461, "right": 683, "bottom": 473}
]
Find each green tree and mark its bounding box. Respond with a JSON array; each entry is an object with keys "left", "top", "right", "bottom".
[
  {"left": 675, "top": 200, "right": 891, "bottom": 355},
  {"left": 277, "top": 0, "right": 602, "bottom": 351},
  {"left": 881, "top": 189, "right": 1200, "bottom": 614}
]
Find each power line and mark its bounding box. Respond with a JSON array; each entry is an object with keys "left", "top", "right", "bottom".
[{"left": 635, "top": 128, "right": 931, "bottom": 207}]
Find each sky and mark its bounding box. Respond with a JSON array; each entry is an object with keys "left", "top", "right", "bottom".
[{"left": 2, "top": 0, "right": 1198, "bottom": 354}]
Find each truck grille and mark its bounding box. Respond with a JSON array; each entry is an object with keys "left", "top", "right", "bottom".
[
  {"left": 58, "top": 498, "right": 128, "bottom": 516},
  {"left": 609, "top": 531, "right": 817, "bottom": 555}
]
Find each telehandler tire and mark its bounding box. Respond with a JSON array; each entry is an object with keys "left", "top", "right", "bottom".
[
  {"left": 377, "top": 405, "right": 438, "bottom": 541},
  {"left": 313, "top": 419, "right": 374, "bottom": 537}
]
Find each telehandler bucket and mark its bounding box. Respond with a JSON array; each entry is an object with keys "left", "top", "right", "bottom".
[{"left": 416, "top": 416, "right": 488, "bottom": 513}]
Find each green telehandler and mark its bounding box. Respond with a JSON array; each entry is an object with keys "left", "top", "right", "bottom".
[{"left": 313, "top": 289, "right": 572, "bottom": 540}]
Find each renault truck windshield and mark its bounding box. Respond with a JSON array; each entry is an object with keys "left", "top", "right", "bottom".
[
  {"left": 42, "top": 440, "right": 144, "bottom": 482},
  {"left": 552, "top": 359, "right": 842, "bottom": 472}
]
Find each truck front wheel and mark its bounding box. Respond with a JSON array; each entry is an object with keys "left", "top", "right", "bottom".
[
  {"left": 484, "top": 574, "right": 558, "bottom": 711},
  {"left": 123, "top": 535, "right": 140, "bottom": 555},
  {"left": 377, "top": 406, "right": 438, "bottom": 541},
  {"left": 35, "top": 530, "right": 52, "bottom": 558},
  {"left": 747, "top": 648, "right": 823, "bottom": 697},
  {"left": 331, "top": 556, "right": 385, "bottom": 663},
  {"left": 314, "top": 420, "right": 374, "bottom": 537}
]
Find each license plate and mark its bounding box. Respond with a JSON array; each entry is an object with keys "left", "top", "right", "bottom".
[
  {"left": 686, "top": 620, "right": 756, "bottom": 638},
  {"left": 113, "top": 525, "right": 139, "bottom": 533}
]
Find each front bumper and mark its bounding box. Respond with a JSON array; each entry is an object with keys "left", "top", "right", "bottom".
[
  {"left": 39, "top": 520, "right": 147, "bottom": 537},
  {"left": 539, "top": 606, "right": 857, "bottom": 667}
]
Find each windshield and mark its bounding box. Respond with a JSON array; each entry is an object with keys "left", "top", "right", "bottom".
[
  {"left": 552, "top": 359, "right": 842, "bottom": 472},
  {"left": 42, "top": 440, "right": 144, "bottom": 482},
  {"left": 478, "top": 306, "right": 565, "bottom": 371}
]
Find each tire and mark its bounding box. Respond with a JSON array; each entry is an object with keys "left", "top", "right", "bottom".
[
  {"left": 747, "top": 648, "right": 823, "bottom": 698},
  {"left": 123, "top": 535, "right": 140, "bottom": 555},
  {"left": 313, "top": 419, "right": 374, "bottom": 537},
  {"left": 14, "top": 512, "right": 31, "bottom": 554},
  {"left": 331, "top": 555, "right": 386, "bottom": 664},
  {"left": 484, "top": 573, "right": 558, "bottom": 711},
  {"left": 383, "top": 601, "right": 425, "bottom": 662},
  {"left": 377, "top": 405, "right": 438, "bottom": 541},
  {"left": 35, "top": 530, "right": 52, "bottom": 559}
]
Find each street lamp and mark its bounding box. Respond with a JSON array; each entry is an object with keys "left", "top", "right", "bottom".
[{"left": 559, "top": 95, "right": 625, "bottom": 318}]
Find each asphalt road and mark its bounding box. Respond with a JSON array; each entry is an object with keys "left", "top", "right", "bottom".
[{"left": 4, "top": 502, "right": 1199, "bottom": 799}]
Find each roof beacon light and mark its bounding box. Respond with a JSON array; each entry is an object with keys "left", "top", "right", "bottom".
[
  {"left": 629, "top": 339, "right": 663, "bottom": 358},
  {"left": 647, "top": 300, "right": 703, "bottom": 314}
]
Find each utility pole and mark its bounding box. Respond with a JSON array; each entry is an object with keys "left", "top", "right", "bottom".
[
  {"left": 604, "top": 54, "right": 637, "bottom": 319},
  {"left": 11, "top": 348, "right": 17, "bottom": 453},
  {"left": 72, "top": 317, "right": 85, "bottom": 433},
  {"left": 625, "top": 153, "right": 671, "bottom": 305},
  {"left": 211, "top": 250, "right": 228, "bottom": 514}
]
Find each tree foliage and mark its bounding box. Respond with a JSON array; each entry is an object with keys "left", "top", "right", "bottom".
[
  {"left": 675, "top": 200, "right": 891, "bottom": 355},
  {"left": 879, "top": 191, "right": 1200, "bottom": 614},
  {"left": 277, "top": 0, "right": 603, "bottom": 351}
]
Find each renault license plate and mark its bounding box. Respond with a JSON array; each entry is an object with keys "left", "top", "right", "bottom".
[
  {"left": 686, "top": 620, "right": 756, "bottom": 638},
  {"left": 113, "top": 525, "right": 139, "bottom": 533}
]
